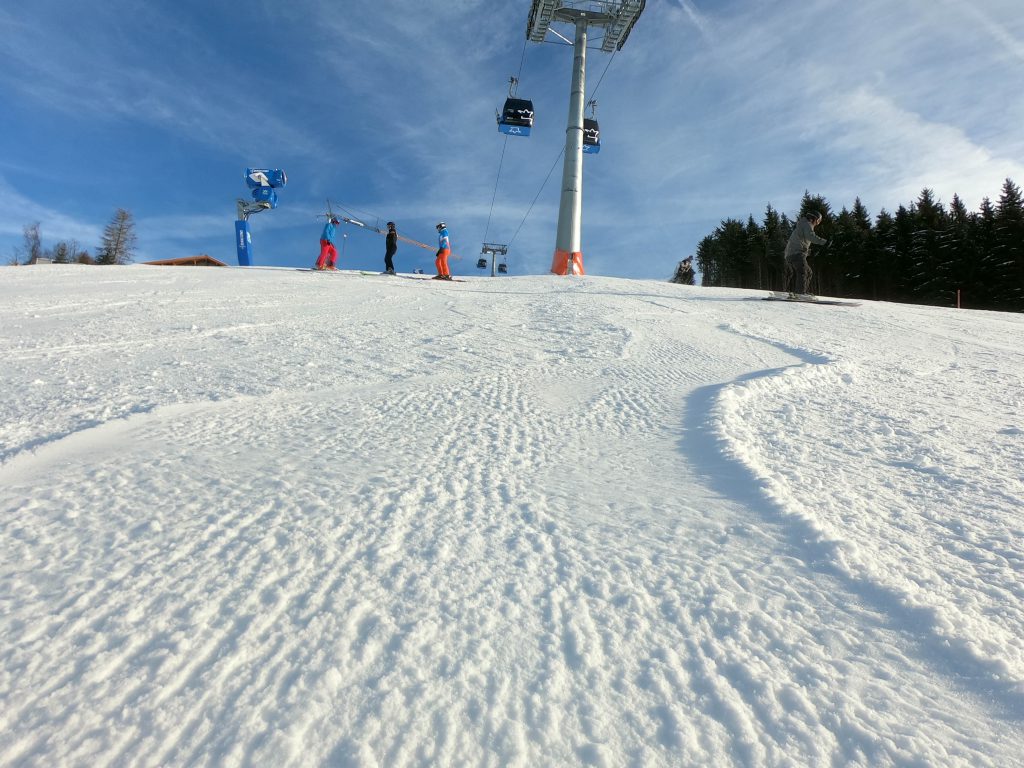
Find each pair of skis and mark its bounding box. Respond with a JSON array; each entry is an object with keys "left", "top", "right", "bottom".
[
  {"left": 763, "top": 291, "right": 860, "bottom": 307},
  {"left": 298, "top": 268, "right": 465, "bottom": 283},
  {"left": 360, "top": 271, "right": 466, "bottom": 283}
]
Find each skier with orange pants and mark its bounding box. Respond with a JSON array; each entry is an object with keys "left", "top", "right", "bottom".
[{"left": 433, "top": 222, "right": 452, "bottom": 280}]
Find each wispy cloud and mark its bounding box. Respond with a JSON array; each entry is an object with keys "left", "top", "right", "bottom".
[
  {"left": 939, "top": 0, "right": 1024, "bottom": 64},
  {"left": 811, "top": 84, "right": 1024, "bottom": 210},
  {"left": 0, "top": 175, "right": 101, "bottom": 248},
  {"left": 678, "top": 0, "right": 713, "bottom": 41},
  {"left": 0, "top": 5, "right": 325, "bottom": 159}
]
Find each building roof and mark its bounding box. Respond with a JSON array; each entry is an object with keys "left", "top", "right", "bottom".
[{"left": 144, "top": 255, "right": 228, "bottom": 267}]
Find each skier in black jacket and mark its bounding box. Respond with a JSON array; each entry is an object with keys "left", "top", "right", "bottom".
[{"left": 384, "top": 222, "right": 398, "bottom": 274}]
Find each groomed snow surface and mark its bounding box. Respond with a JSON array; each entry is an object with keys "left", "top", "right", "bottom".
[{"left": 1, "top": 265, "right": 1022, "bottom": 767}]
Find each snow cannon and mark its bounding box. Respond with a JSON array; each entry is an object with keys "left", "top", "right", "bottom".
[
  {"left": 236, "top": 167, "right": 287, "bottom": 266},
  {"left": 245, "top": 168, "right": 288, "bottom": 189},
  {"left": 249, "top": 186, "right": 279, "bottom": 209}
]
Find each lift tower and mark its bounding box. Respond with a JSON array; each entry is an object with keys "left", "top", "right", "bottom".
[{"left": 527, "top": 0, "right": 644, "bottom": 275}]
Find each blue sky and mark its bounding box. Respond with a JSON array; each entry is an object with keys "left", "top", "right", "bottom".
[{"left": 2, "top": 0, "right": 1023, "bottom": 279}]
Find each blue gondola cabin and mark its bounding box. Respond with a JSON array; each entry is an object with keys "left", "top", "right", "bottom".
[
  {"left": 582, "top": 118, "right": 600, "bottom": 154},
  {"left": 498, "top": 98, "right": 535, "bottom": 137}
]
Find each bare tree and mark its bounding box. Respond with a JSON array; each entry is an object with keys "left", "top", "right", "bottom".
[{"left": 22, "top": 222, "right": 44, "bottom": 264}]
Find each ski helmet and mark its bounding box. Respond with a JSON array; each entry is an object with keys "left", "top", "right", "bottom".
[{"left": 436, "top": 222, "right": 446, "bottom": 230}]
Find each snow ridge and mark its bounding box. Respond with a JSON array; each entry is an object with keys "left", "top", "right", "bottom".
[{"left": 711, "top": 319, "right": 1024, "bottom": 709}]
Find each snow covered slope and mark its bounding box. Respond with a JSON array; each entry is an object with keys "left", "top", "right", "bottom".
[{"left": 1, "top": 265, "right": 1022, "bottom": 766}]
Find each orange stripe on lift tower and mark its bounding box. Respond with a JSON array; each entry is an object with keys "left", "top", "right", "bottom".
[{"left": 551, "top": 250, "right": 585, "bottom": 276}]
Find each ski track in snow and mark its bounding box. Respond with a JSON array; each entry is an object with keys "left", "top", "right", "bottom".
[
  {"left": 712, "top": 308, "right": 1024, "bottom": 708},
  {"left": 1, "top": 266, "right": 1022, "bottom": 767}
]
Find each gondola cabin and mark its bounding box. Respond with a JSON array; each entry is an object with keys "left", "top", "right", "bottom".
[
  {"left": 498, "top": 98, "right": 535, "bottom": 137},
  {"left": 582, "top": 118, "right": 601, "bottom": 154},
  {"left": 497, "top": 262, "right": 508, "bottom": 274}
]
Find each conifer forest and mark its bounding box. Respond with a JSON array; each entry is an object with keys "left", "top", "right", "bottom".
[{"left": 694, "top": 178, "right": 1024, "bottom": 311}]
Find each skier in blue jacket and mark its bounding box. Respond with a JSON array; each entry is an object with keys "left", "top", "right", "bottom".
[
  {"left": 433, "top": 222, "right": 451, "bottom": 280},
  {"left": 315, "top": 217, "right": 340, "bottom": 270}
]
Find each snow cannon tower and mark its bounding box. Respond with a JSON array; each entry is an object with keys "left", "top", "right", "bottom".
[
  {"left": 526, "top": 0, "right": 645, "bottom": 276},
  {"left": 235, "top": 168, "right": 288, "bottom": 266}
]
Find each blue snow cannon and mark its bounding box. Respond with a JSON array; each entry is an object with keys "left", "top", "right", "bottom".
[
  {"left": 250, "top": 186, "right": 279, "bottom": 209},
  {"left": 236, "top": 167, "right": 287, "bottom": 267},
  {"left": 245, "top": 168, "right": 288, "bottom": 189}
]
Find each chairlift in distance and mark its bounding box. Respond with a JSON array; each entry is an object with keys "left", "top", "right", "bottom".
[
  {"left": 477, "top": 252, "right": 508, "bottom": 273},
  {"left": 479, "top": 242, "right": 509, "bottom": 276},
  {"left": 497, "top": 77, "right": 534, "bottom": 137},
  {"left": 583, "top": 99, "right": 600, "bottom": 154}
]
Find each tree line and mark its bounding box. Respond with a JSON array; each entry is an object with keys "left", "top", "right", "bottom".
[
  {"left": 8, "top": 208, "right": 138, "bottom": 266},
  {"left": 690, "top": 178, "right": 1024, "bottom": 311}
]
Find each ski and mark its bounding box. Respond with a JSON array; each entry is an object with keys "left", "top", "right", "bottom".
[
  {"left": 407, "top": 274, "right": 471, "bottom": 284},
  {"left": 763, "top": 291, "right": 860, "bottom": 306},
  {"left": 357, "top": 270, "right": 467, "bottom": 282}
]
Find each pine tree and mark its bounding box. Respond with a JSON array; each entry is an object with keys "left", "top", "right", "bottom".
[
  {"left": 891, "top": 205, "right": 917, "bottom": 302},
  {"left": 909, "top": 188, "right": 950, "bottom": 304},
  {"left": 97, "top": 209, "right": 138, "bottom": 265},
  {"left": 715, "top": 218, "right": 751, "bottom": 288},
  {"left": 825, "top": 207, "right": 861, "bottom": 297},
  {"left": 695, "top": 235, "right": 718, "bottom": 287},
  {"left": 994, "top": 178, "right": 1024, "bottom": 310},
  {"left": 744, "top": 215, "right": 763, "bottom": 289},
  {"left": 799, "top": 191, "right": 832, "bottom": 222},
  {"left": 871, "top": 209, "right": 897, "bottom": 301},
  {"left": 971, "top": 198, "right": 1001, "bottom": 307},
  {"left": 937, "top": 195, "right": 977, "bottom": 308},
  {"left": 842, "top": 198, "right": 873, "bottom": 297},
  {"left": 761, "top": 205, "right": 788, "bottom": 291}
]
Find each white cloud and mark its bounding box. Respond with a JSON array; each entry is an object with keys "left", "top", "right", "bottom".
[
  {"left": 678, "top": 0, "right": 713, "bottom": 41},
  {"left": 810, "top": 84, "right": 1024, "bottom": 211},
  {"left": 0, "top": 5, "right": 326, "bottom": 159},
  {"left": 0, "top": 176, "right": 101, "bottom": 248}
]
